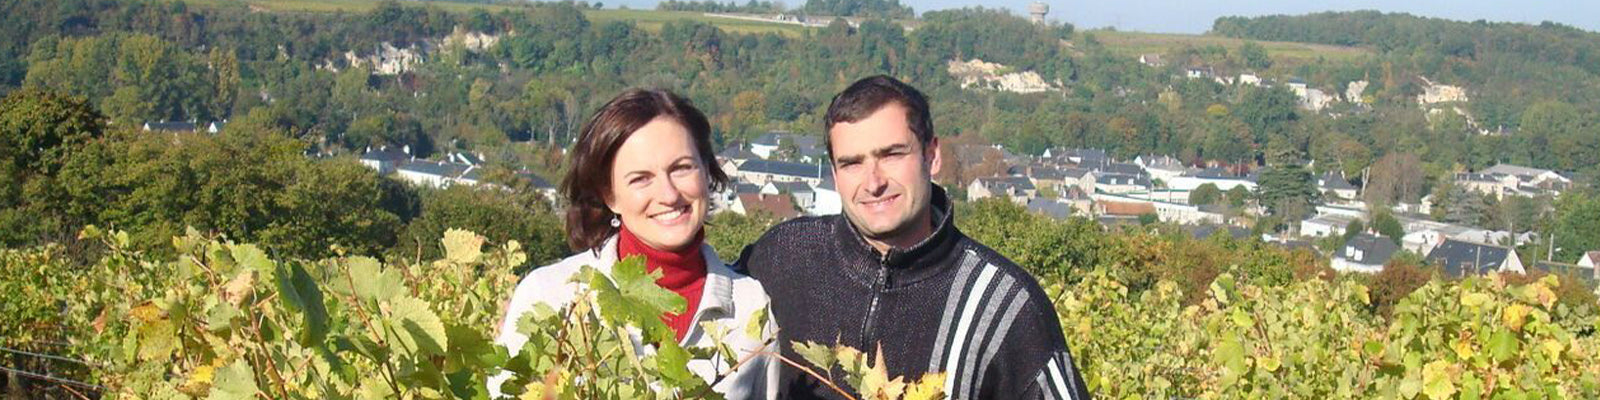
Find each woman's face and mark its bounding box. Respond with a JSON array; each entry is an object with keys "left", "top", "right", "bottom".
[{"left": 604, "top": 117, "right": 710, "bottom": 252}]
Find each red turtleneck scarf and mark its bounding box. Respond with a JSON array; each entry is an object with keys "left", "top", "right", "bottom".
[{"left": 615, "top": 226, "right": 708, "bottom": 342}]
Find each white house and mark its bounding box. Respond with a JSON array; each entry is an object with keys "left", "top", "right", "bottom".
[
  {"left": 1301, "top": 213, "right": 1359, "bottom": 238},
  {"left": 359, "top": 146, "right": 411, "bottom": 175},
  {"left": 1580, "top": 251, "right": 1600, "bottom": 269},
  {"left": 733, "top": 159, "right": 825, "bottom": 187}
]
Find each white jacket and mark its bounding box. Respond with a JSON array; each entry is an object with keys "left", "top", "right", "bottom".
[{"left": 488, "top": 235, "right": 776, "bottom": 399}]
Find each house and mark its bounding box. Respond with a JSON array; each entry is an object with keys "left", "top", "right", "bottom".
[
  {"left": 396, "top": 160, "right": 472, "bottom": 188},
  {"left": 1331, "top": 234, "right": 1400, "bottom": 273},
  {"left": 809, "top": 173, "right": 842, "bottom": 216},
  {"left": 1402, "top": 229, "right": 1445, "bottom": 257},
  {"left": 1317, "top": 172, "right": 1360, "bottom": 200},
  {"left": 1425, "top": 239, "right": 1525, "bottom": 278},
  {"left": 446, "top": 152, "right": 484, "bottom": 167},
  {"left": 1137, "top": 54, "right": 1164, "bottom": 67},
  {"left": 1025, "top": 166, "right": 1069, "bottom": 193},
  {"left": 1042, "top": 148, "right": 1108, "bottom": 167},
  {"left": 969, "top": 176, "right": 1037, "bottom": 204},
  {"left": 1093, "top": 173, "right": 1150, "bottom": 194},
  {"left": 749, "top": 132, "right": 826, "bottom": 163},
  {"left": 733, "top": 159, "right": 825, "bottom": 186},
  {"left": 1135, "top": 155, "right": 1193, "bottom": 182},
  {"left": 1185, "top": 67, "right": 1215, "bottom": 80},
  {"left": 359, "top": 146, "right": 411, "bottom": 175},
  {"left": 514, "top": 170, "right": 560, "bottom": 203},
  {"left": 716, "top": 142, "right": 759, "bottom": 165},
  {"left": 1300, "top": 213, "right": 1359, "bottom": 238},
  {"left": 733, "top": 193, "right": 799, "bottom": 220},
  {"left": 1581, "top": 251, "right": 1600, "bottom": 269},
  {"left": 1092, "top": 192, "right": 1224, "bottom": 225},
  {"left": 1455, "top": 163, "right": 1571, "bottom": 199},
  {"left": 1238, "top": 73, "right": 1263, "bottom": 87},
  {"left": 1097, "top": 201, "right": 1156, "bottom": 219},
  {"left": 1166, "top": 168, "right": 1257, "bottom": 192},
  {"left": 1026, "top": 198, "right": 1077, "bottom": 220},
  {"left": 762, "top": 181, "right": 816, "bottom": 212},
  {"left": 143, "top": 121, "right": 198, "bottom": 132}
]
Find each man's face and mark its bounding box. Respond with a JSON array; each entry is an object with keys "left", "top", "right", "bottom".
[{"left": 828, "top": 103, "right": 941, "bottom": 249}]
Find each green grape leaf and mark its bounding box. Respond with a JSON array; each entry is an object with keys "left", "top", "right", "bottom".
[
  {"left": 276, "top": 262, "right": 329, "bottom": 346},
  {"left": 443, "top": 229, "right": 485, "bottom": 264},
  {"left": 793, "top": 341, "right": 837, "bottom": 371},
  {"left": 348, "top": 257, "right": 403, "bottom": 302},
  {"left": 1489, "top": 329, "right": 1518, "bottom": 363},
  {"left": 655, "top": 340, "right": 695, "bottom": 384},
  {"left": 207, "top": 358, "right": 259, "bottom": 400},
  {"left": 390, "top": 296, "right": 449, "bottom": 356},
  {"left": 230, "top": 244, "right": 274, "bottom": 273},
  {"left": 587, "top": 256, "right": 685, "bottom": 343}
]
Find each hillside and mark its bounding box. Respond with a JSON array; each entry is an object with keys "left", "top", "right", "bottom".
[
  {"left": 1084, "top": 29, "right": 1374, "bottom": 64},
  {"left": 181, "top": 0, "right": 814, "bottom": 36}
]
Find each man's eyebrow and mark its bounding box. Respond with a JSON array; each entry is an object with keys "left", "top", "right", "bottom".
[
  {"left": 835, "top": 154, "right": 865, "bottom": 164},
  {"left": 871, "top": 143, "right": 912, "bottom": 157}
]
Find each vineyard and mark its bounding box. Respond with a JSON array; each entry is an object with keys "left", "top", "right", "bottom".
[{"left": 3, "top": 219, "right": 1600, "bottom": 398}]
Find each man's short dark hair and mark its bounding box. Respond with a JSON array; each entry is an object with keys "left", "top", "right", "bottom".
[{"left": 823, "top": 75, "right": 934, "bottom": 160}]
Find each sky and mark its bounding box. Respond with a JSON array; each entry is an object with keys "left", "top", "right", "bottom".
[{"left": 603, "top": 0, "right": 1600, "bottom": 34}]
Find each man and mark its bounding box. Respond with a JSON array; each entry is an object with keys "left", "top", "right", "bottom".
[{"left": 737, "top": 75, "right": 1092, "bottom": 399}]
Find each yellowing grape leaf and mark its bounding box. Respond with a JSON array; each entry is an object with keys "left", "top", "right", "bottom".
[{"left": 443, "top": 229, "right": 485, "bottom": 264}]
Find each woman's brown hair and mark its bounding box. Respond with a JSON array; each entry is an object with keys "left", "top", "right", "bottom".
[{"left": 561, "top": 88, "right": 728, "bottom": 252}]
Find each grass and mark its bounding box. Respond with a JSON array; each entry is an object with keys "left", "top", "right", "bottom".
[
  {"left": 1082, "top": 29, "right": 1374, "bottom": 63},
  {"left": 178, "top": 0, "right": 810, "bottom": 36}
]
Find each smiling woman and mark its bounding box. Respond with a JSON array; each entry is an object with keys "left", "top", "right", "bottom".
[{"left": 489, "top": 88, "right": 775, "bottom": 399}]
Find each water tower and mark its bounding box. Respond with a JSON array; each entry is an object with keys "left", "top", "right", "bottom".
[{"left": 1028, "top": 1, "right": 1049, "bottom": 25}]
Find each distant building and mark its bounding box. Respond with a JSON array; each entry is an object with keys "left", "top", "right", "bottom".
[
  {"left": 1301, "top": 213, "right": 1359, "bottom": 238},
  {"left": 1425, "top": 239, "right": 1525, "bottom": 277},
  {"left": 969, "top": 176, "right": 1037, "bottom": 204},
  {"left": 1317, "top": 171, "right": 1359, "bottom": 200},
  {"left": 143, "top": 121, "right": 198, "bottom": 132},
  {"left": 731, "top": 159, "right": 825, "bottom": 187},
  {"left": 733, "top": 193, "right": 799, "bottom": 220},
  {"left": 749, "top": 132, "right": 825, "bottom": 163},
  {"left": 359, "top": 146, "right": 411, "bottom": 175},
  {"left": 1581, "top": 251, "right": 1600, "bottom": 269},
  {"left": 396, "top": 160, "right": 472, "bottom": 188},
  {"left": 1138, "top": 54, "right": 1164, "bottom": 67},
  {"left": 1332, "top": 234, "right": 1400, "bottom": 273}
]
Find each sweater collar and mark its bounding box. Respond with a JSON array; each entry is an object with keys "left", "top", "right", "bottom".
[
  {"left": 837, "top": 184, "right": 962, "bottom": 288},
  {"left": 616, "top": 226, "right": 708, "bottom": 291}
]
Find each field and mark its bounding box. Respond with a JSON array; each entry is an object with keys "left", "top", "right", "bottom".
[
  {"left": 1083, "top": 29, "right": 1375, "bottom": 63},
  {"left": 180, "top": 0, "right": 813, "bottom": 36}
]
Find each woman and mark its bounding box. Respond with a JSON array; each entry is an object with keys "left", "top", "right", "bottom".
[{"left": 489, "top": 89, "right": 773, "bottom": 398}]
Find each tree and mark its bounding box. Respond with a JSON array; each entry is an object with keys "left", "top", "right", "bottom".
[
  {"left": 399, "top": 185, "right": 566, "bottom": 268},
  {"left": 1237, "top": 41, "right": 1272, "bottom": 70},
  {"left": 1370, "top": 209, "right": 1404, "bottom": 245},
  {"left": 1226, "top": 185, "right": 1252, "bottom": 208},
  {"left": 1256, "top": 147, "right": 1317, "bottom": 224},
  {"left": 1551, "top": 192, "right": 1600, "bottom": 263},
  {"left": 0, "top": 88, "right": 106, "bottom": 246},
  {"left": 1189, "top": 183, "right": 1223, "bottom": 206},
  {"left": 1343, "top": 219, "right": 1366, "bottom": 241},
  {"left": 1363, "top": 152, "right": 1424, "bottom": 206}
]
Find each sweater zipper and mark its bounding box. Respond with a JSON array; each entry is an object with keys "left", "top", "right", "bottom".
[{"left": 861, "top": 252, "right": 889, "bottom": 344}]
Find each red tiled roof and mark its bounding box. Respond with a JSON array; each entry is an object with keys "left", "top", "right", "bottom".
[
  {"left": 1100, "top": 201, "right": 1156, "bottom": 216},
  {"left": 737, "top": 193, "right": 799, "bottom": 220}
]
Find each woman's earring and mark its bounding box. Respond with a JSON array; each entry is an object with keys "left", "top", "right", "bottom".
[{"left": 610, "top": 216, "right": 621, "bottom": 228}]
